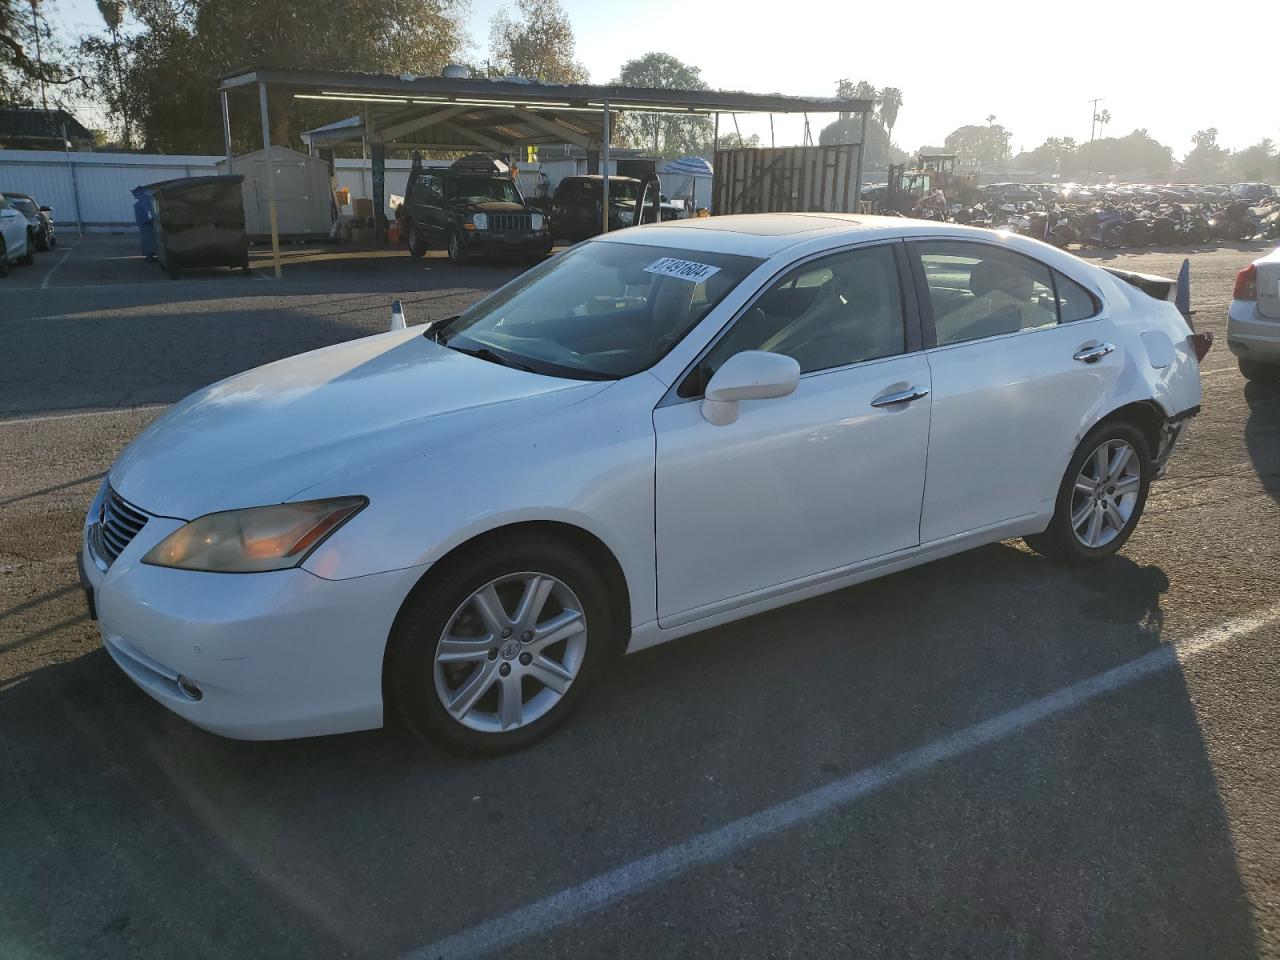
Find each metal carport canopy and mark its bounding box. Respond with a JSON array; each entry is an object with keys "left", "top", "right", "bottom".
[{"left": 218, "top": 67, "right": 875, "bottom": 273}]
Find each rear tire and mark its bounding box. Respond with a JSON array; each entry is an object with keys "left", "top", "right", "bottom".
[
  {"left": 1239, "top": 358, "right": 1280, "bottom": 383},
  {"left": 1025, "top": 420, "right": 1152, "bottom": 563},
  {"left": 387, "top": 534, "right": 616, "bottom": 756},
  {"left": 0, "top": 240, "right": 8, "bottom": 277},
  {"left": 406, "top": 223, "right": 426, "bottom": 258}
]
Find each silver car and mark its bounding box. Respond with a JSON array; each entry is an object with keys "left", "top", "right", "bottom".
[{"left": 1228, "top": 244, "right": 1280, "bottom": 381}]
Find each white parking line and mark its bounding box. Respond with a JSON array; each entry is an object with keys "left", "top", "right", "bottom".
[
  {"left": 39, "top": 245, "right": 74, "bottom": 289},
  {"left": 0, "top": 404, "right": 169, "bottom": 426},
  {"left": 407, "top": 604, "right": 1280, "bottom": 960}
]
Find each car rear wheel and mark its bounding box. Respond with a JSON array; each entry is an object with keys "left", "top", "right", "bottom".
[
  {"left": 0, "top": 239, "right": 8, "bottom": 277},
  {"left": 406, "top": 223, "right": 426, "bottom": 258},
  {"left": 447, "top": 229, "right": 470, "bottom": 264},
  {"left": 387, "top": 534, "right": 615, "bottom": 756},
  {"left": 1238, "top": 358, "right": 1280, "bottom": 383},
  {"left": 1025, "top": 421, "right": 1151, "bottom": 562}
]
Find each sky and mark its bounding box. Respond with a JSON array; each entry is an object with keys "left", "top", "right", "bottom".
[{"left": 51, "top": 0, "right": 1276, "bottom": 158}]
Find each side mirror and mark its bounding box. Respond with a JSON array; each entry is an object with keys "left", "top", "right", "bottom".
[
  {"left": 701, "top": 350, "right": 800, "bottom": 426},
  {"left": 39, "top": 205, "right": 52, "bottom": 212}
]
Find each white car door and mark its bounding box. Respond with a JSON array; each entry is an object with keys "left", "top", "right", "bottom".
[
  {"left": 653, "top": 242, "right": 932, "bottom": 625},
  {"left": 0, "top": 198, "right": 25, "bottom": 260},
  {"left": 909, "top": 239, "right": 1123, "bottom": 544}
]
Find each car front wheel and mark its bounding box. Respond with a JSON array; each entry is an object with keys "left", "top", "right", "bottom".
[
  {"left": 1025, "top": 420, "right": 1152, "bottom": 562},
  {"left": 447, "top": 229, "right": 470, "bottom": 264},
  {"left": 406, "top": 223, "right": 426, "bottom": 258},
  {"left": 18, "top": 231, "right": 34, "bottom": 265},
  {"left": 387, "top": 534, "right": 615, "bottom": 756}
]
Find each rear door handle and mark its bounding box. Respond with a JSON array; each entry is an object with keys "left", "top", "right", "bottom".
[
  {"left": 1073, "top": 341, "right": 1116, "bottom": 363},
  {"left": 871, "top": 385, "right": 930, "bottom": 408}
]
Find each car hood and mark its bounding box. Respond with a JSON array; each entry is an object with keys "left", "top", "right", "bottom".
[
  {"left": 110, "top": 328, "right": 609, "bottom": 518},
  {"left": 459, "top": 201, "right": 529, "bottom": 215}
]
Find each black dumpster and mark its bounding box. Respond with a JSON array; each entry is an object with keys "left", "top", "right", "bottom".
[{"left": 143, "top": 175, "right": 249, "bottom": 278}]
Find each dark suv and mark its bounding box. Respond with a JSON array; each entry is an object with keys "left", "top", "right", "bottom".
[
  {"left": 550, "top": 175, "right": 683, "bottom": 243},
  {"left": 400, "top": 157, "right": 551, "bottom": 263}
]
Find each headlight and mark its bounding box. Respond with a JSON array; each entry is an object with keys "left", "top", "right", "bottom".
[
  {"left": 142, "top": 497, "right": 366, "bottom": 573},
  {"left": 530, "top": 212, "right": 544, "bottom": 231},
  {"left": 471, "top": 212, "right": 489, "bottom": 230}
]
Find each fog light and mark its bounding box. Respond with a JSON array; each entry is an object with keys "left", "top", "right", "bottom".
[{"left": 177, "top": 675, "right": 204, "bottom": 701}]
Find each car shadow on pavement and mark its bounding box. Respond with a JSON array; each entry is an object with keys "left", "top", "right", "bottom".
[
  {"left": 0, "top": 541, "right": 1264, "bottom": 959},
  {"left": 1244, "top": 379, "right": 1280, "bottom": 504}
]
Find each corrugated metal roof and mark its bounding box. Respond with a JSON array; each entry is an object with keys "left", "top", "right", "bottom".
[{"left": 0, "top": 108, "right": 94, "bottom": 143}]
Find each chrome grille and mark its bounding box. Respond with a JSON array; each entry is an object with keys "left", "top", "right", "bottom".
[
  {"left": 490, "top": 213, "right": 532, "bottom": 232},
  {"left": 90, "top": 486, "right": 150, "bottom": 568}
]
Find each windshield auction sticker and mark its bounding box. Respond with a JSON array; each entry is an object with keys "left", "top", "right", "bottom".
[{"left": 644, "top": 257, "right": 721, "bottom": 284}]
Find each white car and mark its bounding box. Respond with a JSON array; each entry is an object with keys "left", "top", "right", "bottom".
[
  {"left": 81, "top": 215, "right": 1210, "bottom": 755},
  {"left": 1227, "top": 245, "right": 1280, "bottom": 382},
  {"left": 0, "top": 193, "right": 34, "bottom": 275}
]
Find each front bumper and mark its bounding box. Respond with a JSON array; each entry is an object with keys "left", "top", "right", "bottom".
[
  {"left": 464, "top": 229, "right": 552, "bottom": 256},
  {"left": 1227, "top": 299, "right": 1280, "bottom": 362},
  {"left": 82, "top": 507, "right": 427, "bottom": 740}
]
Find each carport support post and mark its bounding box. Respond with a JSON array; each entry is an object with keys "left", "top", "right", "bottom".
[
  {"left": 853, "top": 109, "right": 868, "bottom": 212},
  {"left": 600, "top": 99, "right": 610, "bottom": 235},
  {"left": 258, "top": 82, "right": 282, "bottom": 279},
  {"left": 220, "top": 89, "right": 232, "bottom": 161}
]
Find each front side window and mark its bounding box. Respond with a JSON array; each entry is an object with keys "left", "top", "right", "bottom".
[
  {"left": 689, "top": 244, "right": 906, "bottom": 392},
  {"left": 437, "top": 241, "right": 762, "bottom": 380},
  {"left": 917, "top": 242, "right": 1058, "bottom": 346}
]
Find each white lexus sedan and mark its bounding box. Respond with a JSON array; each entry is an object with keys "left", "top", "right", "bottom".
[{"left": 81, "top": 215, "right": 1210, "bottom": 755}]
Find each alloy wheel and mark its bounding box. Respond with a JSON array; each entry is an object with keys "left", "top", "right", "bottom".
[
  {"left": 433, "top": 572, "right": 588, "bottom": 733},
  {"left": 1070, "top": 438, "right": 1142, "bottom": 549}
]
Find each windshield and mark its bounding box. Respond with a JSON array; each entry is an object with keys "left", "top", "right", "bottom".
[
  {"left": 5, "top": 196, "right": 36, "bottom": 215},
  {"left": 449, "top": 176, "right": 522, "bottom": 204},
  {"left": 438, "top": 240, "right": 763, "bottom": 380}
]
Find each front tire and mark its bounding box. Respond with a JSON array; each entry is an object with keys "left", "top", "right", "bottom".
[
  {"left": 1025, "top": 421, "right": 1152, "bottom": 562},
  {"left": 387, "top": 534, "right": 616, "bottom": 756},
  {"left": 18, "top": 232, "right": 34, "bottom": 265},
  {"left": 1239, "top": 358, "right": 1280, "bottom": 383},
  {"left": 406, "top": 223, "right": 426, "bottom": 258},
  {"left": 447, "top": 229, "right": 470, "bottom": 264}
]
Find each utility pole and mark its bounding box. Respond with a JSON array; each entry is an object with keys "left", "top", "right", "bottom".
[
  {"left": 1086, "top": 96, "right": 1105, "bottom": 180},
  {"left": 30, "top": 0, "right": 47, "bottom": 110}
]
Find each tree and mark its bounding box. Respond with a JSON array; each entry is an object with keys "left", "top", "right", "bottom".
[
  {"left": 1093, "top": 108, "right": 1111, "bottom": 138},
  {"left": 1224, "top": 138, "right": 1278, "bottom": 181},
  {"left": 612, "top": 53, "right": 713, "bottom": 158},
  {"left": 717, "top": 132, "right": 761, "bottom": 150},
  {"left": 878, "top": 86, "right": 902, "bottom": 142},
  {"left": 108, "top": 0, "right": 468, "bottom": 153},
  {"left": 488, "top": 0, "right": 587, "bottom": 84},
  {"left": 835, "top": 78, "right": 876, "bottom": 119},
  {"left": 1, "top": 0, "right": 75, "bottom": 106},
  {"left": 944, "top": 122, "right": 1012, "bottom": 166},
  {"left": 1182, "top": 127, "right": 1227, "bottom": 182}
]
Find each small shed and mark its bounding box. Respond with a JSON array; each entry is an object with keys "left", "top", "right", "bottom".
[{"left": 216, "top": 145, "right": 332, "bottom": 240}]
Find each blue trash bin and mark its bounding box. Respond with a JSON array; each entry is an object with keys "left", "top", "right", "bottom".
[{"left": 131, "top": 185, "right": 157, "bottom": 260}]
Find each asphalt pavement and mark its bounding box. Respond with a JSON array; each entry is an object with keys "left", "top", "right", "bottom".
[{"left": 1, "top": 234, "right": 1278, "bottom": 960}]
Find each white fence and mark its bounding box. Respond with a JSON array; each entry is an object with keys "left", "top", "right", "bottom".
[{"left": 0, "top": 150, "right": 424, "bottom": 233}]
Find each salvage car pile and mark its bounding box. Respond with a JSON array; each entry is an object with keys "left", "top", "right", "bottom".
[{"left": 936, "top": 182, "right": 1280, "bottom": 250}]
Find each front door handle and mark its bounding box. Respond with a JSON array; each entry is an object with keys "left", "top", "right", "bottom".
[
  {"left": 1073, "top": 341, "right": 1116, "bottom": 363},
  {"left": 871, "top": 385, "right": 930, "bottom": 408}
]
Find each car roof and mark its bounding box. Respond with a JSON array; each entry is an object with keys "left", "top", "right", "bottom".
[{"left": 594, "top": 213, "right": 964, "bottom": 257}]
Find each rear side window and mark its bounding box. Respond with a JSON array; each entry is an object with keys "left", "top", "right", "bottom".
[
  {"left": 916, "top": 242, "right": 1058, "bottom": 346},
  {"left": 1054, "top": 272, "right": 1100, "bottom": 322}
]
